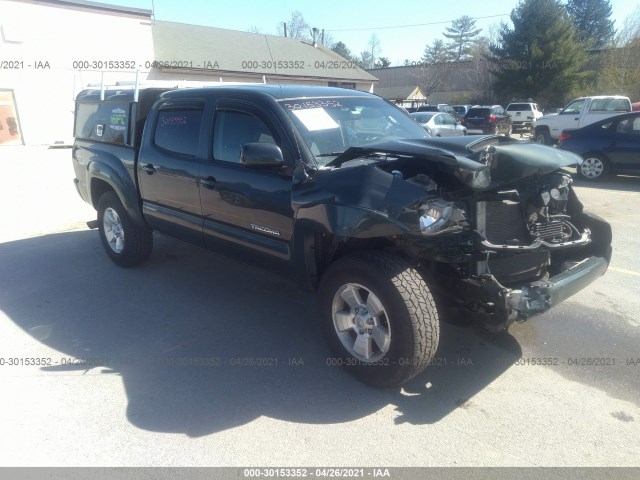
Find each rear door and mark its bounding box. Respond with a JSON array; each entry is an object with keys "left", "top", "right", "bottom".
[
  {"left": 198, "top": 100, "right": 296, "bottom": 275},
  {"left": 607, "top": 115, "right": 640, "bottom": 172},
  {"left": 138, "top": 100, "right": 205, "bottom": 245}
]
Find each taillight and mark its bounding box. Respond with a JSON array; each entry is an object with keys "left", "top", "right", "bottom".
[
  {"left": 460, "top": 117, "right": 465, "bottom": 125},
  {"left": 559, "top": 132, "right": 571, "bottom": 143},
  {"left": 489, "top": 114, "right": 497, "bottom": 123}
]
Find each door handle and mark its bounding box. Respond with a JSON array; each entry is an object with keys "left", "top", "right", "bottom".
[
  {"left": 200, "top": 176, "right": 217, "bottom": 189},
  {"left": 142, "top": 164, "right": 157, "bottom": 174}
]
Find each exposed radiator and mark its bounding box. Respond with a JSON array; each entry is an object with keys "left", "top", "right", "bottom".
[{"left": 484, "top": 201, "right": 529, "bottom": 244}]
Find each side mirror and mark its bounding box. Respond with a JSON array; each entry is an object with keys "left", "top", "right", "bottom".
[{"left": 240, "top": 143, "right": 284, "bottom": 168}]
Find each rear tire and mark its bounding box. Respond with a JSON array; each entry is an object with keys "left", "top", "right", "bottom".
[
  {"left": 97, "top": 191, "right": 153, "bottom": 267},
  {"left": 318, "top": 251, "right": 439, "bottom": 387},
  {"left": 578, "top": 153, "right": 609, "bottom": 181}
]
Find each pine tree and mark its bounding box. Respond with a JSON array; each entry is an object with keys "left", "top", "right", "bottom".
[
  {"left": 332, "top": 41, "right": 354, "bottom": 61},
  {"left": 490, "top": 0, "right": 591, "bottom": 106},
  {"left": 443, "top": 16, "right": 482, "bottom": 61},
  {"left": 566, "top": 0, "right": 615, "bottom": 50},
  {"left": 421, "top": 39, "right": 452, "bottom": 64}
]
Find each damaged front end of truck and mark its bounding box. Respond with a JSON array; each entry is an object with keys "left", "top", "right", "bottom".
[{"left": 295, "top": 136, "right": 611, "bottom": 331}]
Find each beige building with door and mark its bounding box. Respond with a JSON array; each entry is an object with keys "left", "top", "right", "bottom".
[{"left": 0, "top": 0, "right": 377, "bottom": 146}]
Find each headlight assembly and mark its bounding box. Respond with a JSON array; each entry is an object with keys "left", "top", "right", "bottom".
[{"left": 419, "top": 200, "right": 468, "bottom": 236}]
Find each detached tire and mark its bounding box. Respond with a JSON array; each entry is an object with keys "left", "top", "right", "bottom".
[
  {"left": 318, "top": 251, "right": 439, "bottom": 387},
  {"left": 97, "top": 191, "right": 153, "bottom": 267}
]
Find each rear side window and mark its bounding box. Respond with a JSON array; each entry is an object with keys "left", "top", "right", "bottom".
[
  {"left": 154, "top": 109, "right": 203, "bottom": 157},
  {"left": 507, "top": 103, "right": 532, "bottom": 111},
  {"left": 467, "top": 108, "right": 490, "bottom": 116},
  {"left": 74, "top": 102, "right": 130, "bottom": 145},
  {"left": 589, "top": 98, "right": 631, "bottom": 112}
]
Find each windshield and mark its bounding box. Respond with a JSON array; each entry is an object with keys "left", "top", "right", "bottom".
[
  {"left": 507, "top": 103, "right": 531, "bottom": 111},
  {"left": 278, "top": 96, "right": 429, "bottom": 166}
]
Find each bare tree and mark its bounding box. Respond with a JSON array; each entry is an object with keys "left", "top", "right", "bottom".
[
  {"left": 276, "top": 11, "right": 311, "bottom": 40},
  {"left": 598, "top": 7, "right": 640, "bottom": 99},
  {"left": 412, "top": 39, "right": 452, "bottom": 98}
]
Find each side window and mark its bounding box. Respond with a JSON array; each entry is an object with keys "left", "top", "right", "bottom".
[
  {"left": 616, "top": 117, "right": 640, "bottom": 136},
  {"left": 154, "top": 109, "right": 203, "bottom": 157},
  {"left": 562, "top": 99, "right": 585, "bottom": 115},
  {"left": 213, "top": 110, "right": 276, "bottom": 163},
  {"left": 442, "top": 114, "right": 455, "bottom": 125},
  {"left": 75, "top": 102, "right": 130, "bottom": 145}
]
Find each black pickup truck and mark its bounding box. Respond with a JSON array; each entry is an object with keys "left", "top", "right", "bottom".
[{"left": 72, "top": 84, "right": 611, "bottom": 387}]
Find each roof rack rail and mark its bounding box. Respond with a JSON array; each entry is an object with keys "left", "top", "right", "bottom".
[{"left": 84, "top": 71, "right": 269, "bottom": 102}]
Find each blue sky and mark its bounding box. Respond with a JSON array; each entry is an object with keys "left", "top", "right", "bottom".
[{"left": 115, "top": 0, "right": 638, "bottom": 66}]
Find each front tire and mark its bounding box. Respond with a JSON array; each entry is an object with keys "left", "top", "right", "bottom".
[
  {"left": 97, "top": 191, "right": 153, "bottom": 267},
  {"left": 535, "top": 128, "right": 551, "bottom": 145},
  {"left": 578, "top": 153, "right": 609, "bottom": 181},
  {"left": 318, "top": 251, "right": 439, "bottom": 387}
]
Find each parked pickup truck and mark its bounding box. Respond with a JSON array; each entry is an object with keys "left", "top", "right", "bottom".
[
  {"left": 72, "top": 85, "right": 612, "bottom": 387},
  {"left": 534, "top": 95, "right": 632, "bottom": 145}
]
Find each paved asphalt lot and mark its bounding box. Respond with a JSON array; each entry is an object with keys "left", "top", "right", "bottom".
[{"left": 0, "top": 146, "right": 639, "bottom": 468}]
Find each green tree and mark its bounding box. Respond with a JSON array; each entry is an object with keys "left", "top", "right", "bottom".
[
  {"left": 566, "top": 0, "right": 615, "bottom": 50},
  {"left": 421, "top": 39, "right": 452, "bottom": 63},
  {"left": 332, "top": 41, "right": 354, "bottom": 61},
  {"left": 490, "top": 0, "right": 591, "bottom": 106},
  {"left": 444, "top": 15, "right": 482, "bottom": 61},
  {"left": 376, "top": 57, "right": 391, "bottom": 68},
  {"left": 413, "top": 39, "right": 452, "bottom": 97}
]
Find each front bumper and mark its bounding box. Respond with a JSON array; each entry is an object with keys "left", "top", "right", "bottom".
[
  {"left": 455, "top": 254, "right": 609, "bottom": 332},
  {"left": 509, "top": 255, "right": 608, "bottom": 315},
  {"left": 450, "top": 211, "right": 612, "bottom": 331},
  {"left": 512, "top": 121, "right": 533, "bottom": 130}
]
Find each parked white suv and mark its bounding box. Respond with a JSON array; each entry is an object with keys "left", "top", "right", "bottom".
[
  {"left": 534, "top": 95, "right": 632, "bottom": 145},
  {"left": 506, "top": 101, "right": 543, "bottom": 135}
]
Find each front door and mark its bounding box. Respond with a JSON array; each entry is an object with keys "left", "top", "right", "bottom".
[{"left": 199, "top": 101, "right": 295, "bottom": 275}]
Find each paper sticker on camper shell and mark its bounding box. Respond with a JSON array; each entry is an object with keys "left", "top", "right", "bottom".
[{"left": 110, "top": 107, "right": 127, "bottom": 131}]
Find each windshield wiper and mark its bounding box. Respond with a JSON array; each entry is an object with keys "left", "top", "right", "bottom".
[{"left": 315, "top": 152, "right": 346, "bottom": 157}]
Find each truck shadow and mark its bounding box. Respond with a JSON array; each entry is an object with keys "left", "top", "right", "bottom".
[{"left": 0, "top": 230, "right": 521, "bottom": 436}]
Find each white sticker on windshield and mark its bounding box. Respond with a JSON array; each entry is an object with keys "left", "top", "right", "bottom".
[{"left": 292, "top": 108, "right": 339, "bottom": 131}]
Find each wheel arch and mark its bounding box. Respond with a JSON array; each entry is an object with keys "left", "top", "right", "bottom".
[
  {"left": 292, "top": 203, "right": 411, "bottom": 290},
  {"left": 88, "top": 161, "right": 147, "bottom": 228}
]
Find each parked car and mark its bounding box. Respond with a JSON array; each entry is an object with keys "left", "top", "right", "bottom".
[
  {"left": 557, "top": 111, "right": 640, "bottom": 180},
  {"left": 410, "top": 111, "right": 467, "bottom": 136},
  {"left": 461, "top": 105, "right": 511, "bottom": 135},
  {"left": 534, "top": 95, "right": 632, "bottom": 145},
  {"left": 451, "top": 104, "right": 473, "bottom": 118},
  {"left": 506, "top": 101, "right": 543, "bottom": 134},
  {"left": 416, "top": 104, "right": 458, "bottom": 118}
]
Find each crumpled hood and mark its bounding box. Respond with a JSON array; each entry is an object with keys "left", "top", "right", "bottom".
[
  {"left": 486, "top": 142, "right": 580, "bottom": 188},
  {"left": 327, "top": 138, "right": 581, "bottom": 190}
]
